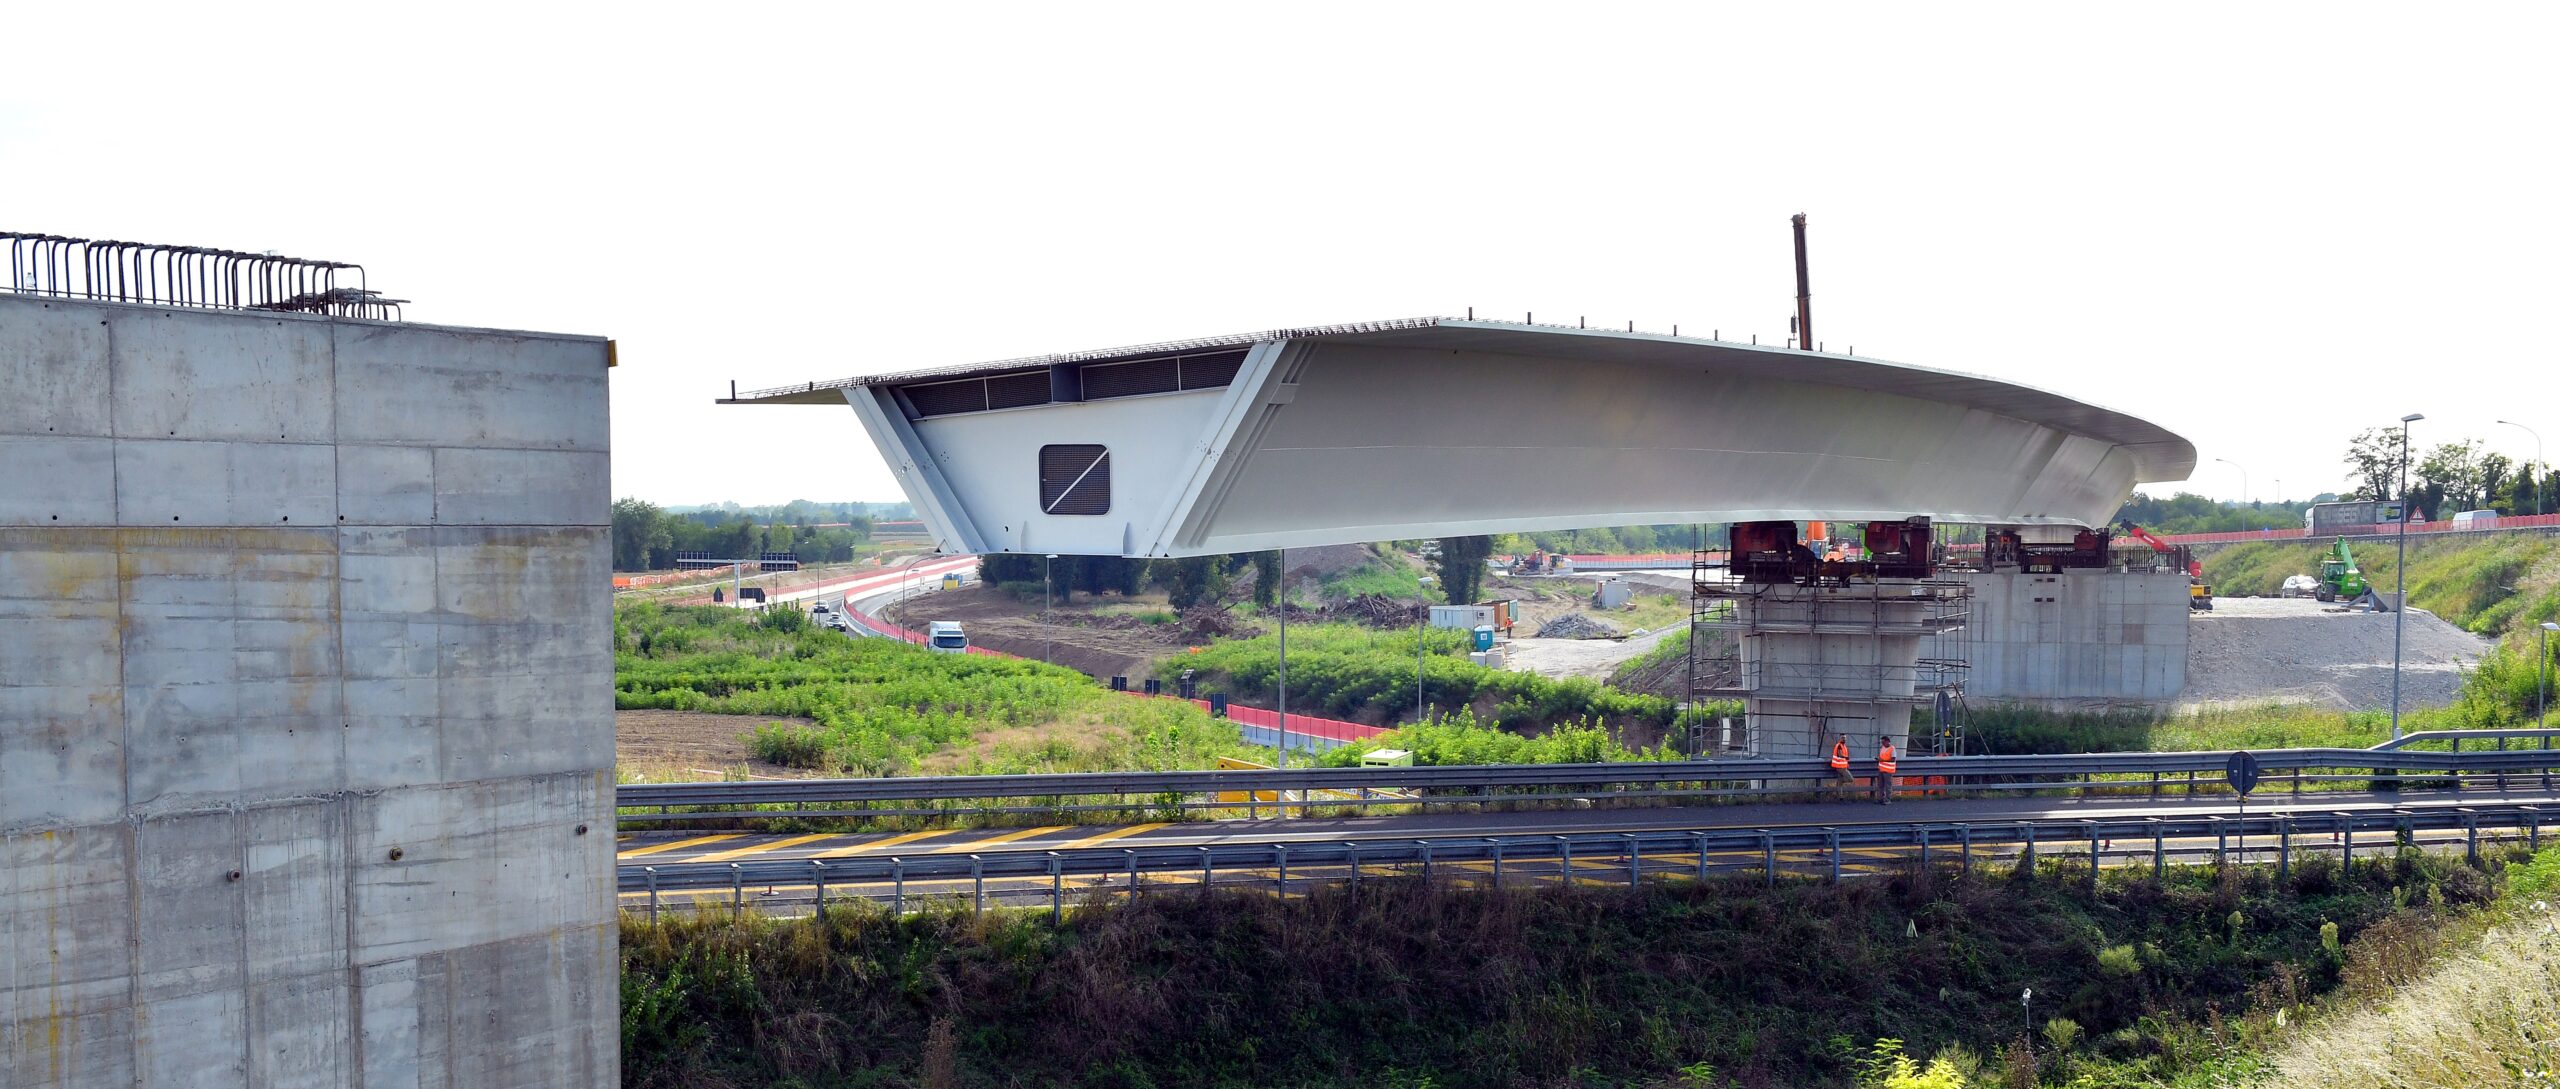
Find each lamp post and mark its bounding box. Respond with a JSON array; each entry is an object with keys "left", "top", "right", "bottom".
[
  {"left": 2541, "top": 622, "right": 2556, "bottom": 730},
  {"left": 2498, "top": 419, "right": 2545, "bottom": 516},
  {"left": 1415, "top": 575, "right": 1436, "bottom": 722},
  {"left": 2391, "top": 413, "right": 2423, "bottom": 741},
  {"left": 1043, "top": 553, "right": 1058, "bottom": 664},
  {"left": 1277, "top": 547, "right": 1289, "bottom": 768},
  {"left": 2215, "top": 458, "right": 2250, "bottom": 530}
]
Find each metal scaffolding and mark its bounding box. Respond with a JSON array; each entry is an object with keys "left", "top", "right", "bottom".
[{"left": 1686, "top": 546, "right": 1973, "bottom": 756}]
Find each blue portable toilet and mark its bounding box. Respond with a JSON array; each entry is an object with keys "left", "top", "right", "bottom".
[{"left": 1472, "top": 625, "right": 1496, "bottom": 652}]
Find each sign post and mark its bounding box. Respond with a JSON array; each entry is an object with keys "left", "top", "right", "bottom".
[{"left": 2226, "top": 751, "right": 2261, "bottom": 866}]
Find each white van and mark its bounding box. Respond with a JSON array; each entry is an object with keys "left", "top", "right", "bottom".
[
  {"left": 926, "top": 621, "right": 968, "bottom": 653},
  {"left": 2451, "top": 509, "right": 2498, "bottom": 530}
]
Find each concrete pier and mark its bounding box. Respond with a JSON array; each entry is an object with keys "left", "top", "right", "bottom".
[
  {"left": 1951, "top": 568, "right": 2190, "bottom": 707},
  {"left": 1, "top": 295, "right": 615, "bottom": 1087}
]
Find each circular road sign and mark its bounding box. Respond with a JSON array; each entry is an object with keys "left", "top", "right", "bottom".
[{"left": 2226, "top": 751, "right": 2262, "bottom": 796}]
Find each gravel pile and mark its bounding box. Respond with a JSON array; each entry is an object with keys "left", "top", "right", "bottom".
[
  {"left": 1534, "top": 613, "right": 1625, "bottom": 640},
  {"left": 2182, "top": 596, "right": 2493, "bottom": 711}
]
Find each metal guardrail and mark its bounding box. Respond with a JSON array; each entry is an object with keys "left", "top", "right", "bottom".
[
  {"left": 615, "top": 730, "right": 2560, "bottom": 821},
  {"left": 624, "top": 799, "right": 2557, "bottom": 920}
]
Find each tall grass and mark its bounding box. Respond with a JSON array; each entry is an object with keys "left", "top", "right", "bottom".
[
  {"left": 619, "top": 850, "right": 2501, "bottom": 1089},
  {"left": 2260, "top": 848, "right": 2560, "bottom": 1087}
]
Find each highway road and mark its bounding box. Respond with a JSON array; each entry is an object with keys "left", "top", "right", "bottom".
[{"left": 619, "top": 788, "right": 2560, "bottom": 916}]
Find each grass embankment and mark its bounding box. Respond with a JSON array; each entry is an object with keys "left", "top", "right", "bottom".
[
  {"left": 615, "top": 603, "right": 1254, "bottom": 778},
  {"left": 620, "top": 849, "right": 2529, "bottom": 1089},
  {"left": 2256, "top": 848, "right": 2560, "bottom": 1087},
  {"left": 2202, "top": 534, "right": 2559, "bottom": 638},
  {"left": 1158, "top": 622, "right": 1675, "bottom": 731},
  {"left": 2263, "top": 850, "right": 2560, "bottom": 1086}
]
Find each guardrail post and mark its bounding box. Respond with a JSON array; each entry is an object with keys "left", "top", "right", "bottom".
[
  {"left": 1491, "top": 842, "right": 1505, "bottom": 887},
  {"left": 1048, "top": 852, "right": 1064, "bottom": 924},
  {"left": 1694, "top": 832, "right": 1711, "bottom": 884},
  {"left": 1555, "top": 837, "right": 1573, "bottom": 891},
  {"left": 1761, "top": 830, "right": 1777, "bottom": 887},
  {"left": 1349, "top": 843, "right": 1362, "bottom": 892},
  {"left": 730, "top": 863, "right": 744, "bottom": 912},
  {"left": 2085, "top": 823, "right": 2100, "bottom": 896},
  {"left": 1126, "top": 849, "right": 1140, "bottom": 899},
  {"left": 1275, "top": 845, "right": 1289, "bottom": 897},
  {"left": 1420, "top": 841, "right": 1434, "bottom": 884},
  {"left": 2528, "top": 806, "right": 2543, "bottom": 850},
  {"left": 645, "top": 866, "right": 659, "bottom": 921},
  {"left": 1825, "top": 827, "right": 1841, "bottom": 884},
  {"left": 1626, "top": 836, "right": 1642, "bottom": 889},
  {"left": 2149, "top": 818, "right": 2165, "bottom": 880},
  {"left": 2213, "top": 817, "right": 2227, "bottom": 867},
  {"left": 2277, "top": 816, "right": 2291, "bottom": 878},
  {"left": 2461, "top": 809, "right": 2480, "bottom": 865},
  {"left": 892, "top": 858, "right": 906, "bottom": 916},
  {"left": 2149, "top": 771, "right": 2159, "bottom": 800},
  {"left": 2497, "top": 736, "right": 2509, "bottom": 792},
  {"left": 970, "top": 856, "right": 985, "bottom": 916},
  {"left": 2292, "top": 764, "right": 2302, "bottom": 796},
  {"left": 1198, "top": 846, "right": 1214, "bottom": 896},
  {"left": 1959, "top": 824, "right": 1972, "bottom": 877},
  {"left": 2022, "top": 824, "right": 2037, "bottom": 877},
  {"left": 2337, "top": 812, "right": 2354, "bottom": 873},
  {"left": 812, "top": 860, "right": 828, "bottom": 916}
]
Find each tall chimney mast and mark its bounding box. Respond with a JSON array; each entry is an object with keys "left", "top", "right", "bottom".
[{"left": 1791, "top": 213, "right": 1813, "bottom": 352}]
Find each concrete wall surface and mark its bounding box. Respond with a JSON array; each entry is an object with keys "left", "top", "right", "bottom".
[
  {"left": 1951, "top": 569, "right": 2191, "bottom": 706},
  {"left": 0, "top": 295, "right": 615, "bottom": 1087}
]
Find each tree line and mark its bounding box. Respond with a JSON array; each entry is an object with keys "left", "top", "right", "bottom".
[
  {"left": 2342, "top": 430, "right": 2553, "bottom": 519},
  {"left": 611, "top": 497, "right": 880, "bottom": 572}
]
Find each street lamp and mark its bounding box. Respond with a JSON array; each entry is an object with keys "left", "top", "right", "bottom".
[
  {"left": 2215, "top": 458, "right": 2250, "bottom": 530},
  {"left": 2391, "top": 413, "right": 2423, "bottom": 741},
  {"left": 1043, "top": 553, "right": 1058, "bottom": 664},
  {"left": 2541, "top": 622, "right": 2557, "bottom": 731},
  {"left": 1415, "top": 575, "right": 1436, "bottom": 722},
  {"left": 1277, "top": 547, "right": 1290, "bottom": 768},
  {"left": 2497, "top": 420, "right": 2545, "bottom": 516}
]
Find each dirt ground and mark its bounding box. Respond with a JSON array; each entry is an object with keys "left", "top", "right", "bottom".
[
  {"left": 885, "top": 584, "right": 1193, "bottom": 680},
  {"left": 615, "top": 708, "right": 825, "bottom": 780},
  {"left": 2181, "top": 596, "right": 2493, "bottom": 712}
]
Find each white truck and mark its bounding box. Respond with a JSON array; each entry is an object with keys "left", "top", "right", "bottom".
[{"left": 926, "top": 621, "right": 969, "bottom": 653}]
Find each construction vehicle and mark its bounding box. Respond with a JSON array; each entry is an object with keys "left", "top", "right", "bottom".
[
  {"left": 2119, "top": 523, "right": 2212, "bottom": 610},
  {"left": 2314, "top": 537, "right": 2388, "bottom": 608}
]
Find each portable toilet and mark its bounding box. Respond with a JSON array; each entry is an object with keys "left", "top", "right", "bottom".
[{"left": 1471, "top": 624, "right": 1496, "bottom": 652}]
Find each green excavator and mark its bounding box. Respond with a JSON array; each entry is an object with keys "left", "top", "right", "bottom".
[{"left": 2315, "top": 537, "right": 2390, "bottom": 609}]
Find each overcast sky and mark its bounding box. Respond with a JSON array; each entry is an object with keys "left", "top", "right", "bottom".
[{"left": 8, "top": 4, "right": 2552, "bottom": 510}]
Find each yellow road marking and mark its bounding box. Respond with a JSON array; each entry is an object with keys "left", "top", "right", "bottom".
[
  {"left": 618, "top": 833, "right": 744, "bottom": 859},
  {"left": 810, "top": 828, "right": 961, "bottom": 858},
  {"left": 1052, "top": 823, "right": 1169, "bottom": 850},
  {"left": 689, "top": 833, "right": 838, "bottom": 863},
  {"left": 930, "top": 826, "right": 1070, "bottom": 853}
]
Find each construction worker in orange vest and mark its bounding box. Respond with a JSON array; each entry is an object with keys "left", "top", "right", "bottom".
[
  {"left": 1874, "top": 736, "right": 1898, "bottom": 805},
  {"left": 1829, "top": 736, "right": 1852, "bottom": 791}
]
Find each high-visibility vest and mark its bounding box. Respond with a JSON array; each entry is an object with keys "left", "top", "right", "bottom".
[
  {"left": 1829, "top": 739, "right": 1851, "bottom": 771},
  {"left": 1877, "top": 742, "right": 1898, "bottom": 776}
]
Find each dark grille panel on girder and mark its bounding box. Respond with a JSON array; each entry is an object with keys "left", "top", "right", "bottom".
[
  {"left": 1082, "top": 358, "right": 1180, "bottom": 400},
  {"left": 1178, "top": 350, "right": 1248, "bottom": 389},
  {"left": 906, "top": 379, "right": 987, "bottom": 417},
  {"left": 984, "top": 371, "right": 1052, "bottom": 410}
]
